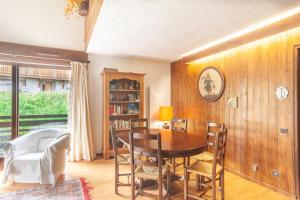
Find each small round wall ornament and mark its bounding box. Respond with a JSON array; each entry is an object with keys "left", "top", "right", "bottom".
[
  {"left": 198, "top": 66, "right": 225, "bottom": 102},
  {"left": 275, "top": 86, "right": 288, "bottom": 100}
]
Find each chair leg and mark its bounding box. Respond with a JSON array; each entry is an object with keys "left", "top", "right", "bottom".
[
  {"left": 173, "top": 158, "right": 176, "bottom": 173},
  {"left": 200, "top": 175, "right": 204, "bottom": 191},
  {"left": 167, "top": 171, "right": 171, "bottom": 200},
  {"left": 115, "top": 165, "right": 119, "bottom": 194},
  {"left": 212, "top": 176, "right": 216, "bottom": 200},
  {"left": 131, "top": 174, "right": 135, "bottom": 200},
  {"left": 158, "top": 177, "right": 162, "bottom": 200},
  {"left": 184, "top": 168, "right": 188, "bottom": 200},
  {"left": 138, "top": 178, "right": 143, "bottom": 194},
  {"left": 221, "top": 171, "right": 225, "bottom": 200},
  {"left": 196, "top": 174, "right": 200, "bottom": 191}
]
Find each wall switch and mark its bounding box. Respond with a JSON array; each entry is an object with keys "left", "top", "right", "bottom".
[
  {"left": 272, "top": 170, "right": 280, "bottom": 177},
  {"left": 228, "top": 97, "right": 238, "bottom": 108},
  {"left": 252, "top": 164, "right": 259, "bottom": 172},
  {"left": 280, "top": 128, "right": 288, "bottom": 134}
]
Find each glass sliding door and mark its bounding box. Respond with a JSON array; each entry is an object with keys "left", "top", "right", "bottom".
[
  {"left": 18, "top": 67, "right": 71, "bottom": 136},
  {"left": 0, "top": 65, "right": 13, "bottom": 155}
]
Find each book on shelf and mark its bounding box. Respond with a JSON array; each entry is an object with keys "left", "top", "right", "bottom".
[
  {"left": 109, "top": 104, "right": 140, "bottom": 115},
  {"left": 110, "top": 93, "right": 140, "bottom": 102},
  {"left": 111, "top": 119, "right": 131, "bottom": 131},
  {"left": 109, "top": 79, "right": 140, "bottom": 90}
]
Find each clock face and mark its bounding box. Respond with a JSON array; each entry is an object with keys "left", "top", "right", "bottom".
[{"left": 198, "top": 66, "right": 225, "bottom": 102}]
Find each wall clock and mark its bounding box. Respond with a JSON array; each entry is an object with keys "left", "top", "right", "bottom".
[{"left": 198, "top": 66, "right": 225, "bottom": 102}]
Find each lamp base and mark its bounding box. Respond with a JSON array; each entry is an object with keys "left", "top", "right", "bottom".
[{"left": 162, "top": 122, "right": 170, "bottom": 129}]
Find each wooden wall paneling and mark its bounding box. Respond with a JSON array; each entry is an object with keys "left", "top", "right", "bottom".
[
  {"left": 277, "top": 33, "right": 292, "bottom": 193},
  {"left": 177, "top": 61, "right": 183, "bottom": 117},
  {"left": 223, "top": 51, "right": 233, "bottom": 169},
  {"left": 182, "top": 61, "right": 188, "bottom": 119},
  {"left": 171, "top": 26, "right": 300, "bottom": 196},
  {"left": 174, "top": 61, "right": 179, "bottom": 117},
  {"left": 230, "top": 50, "right": 239, "bottom": 171},
  {"left": 254, "top": 43, "right": 264, "bottom": 181},
  {"left": 171, "top": 62, "right": 178, "bottom": 116},
  {"left": 259, "top": 39, "right": 270, "bottom": 184},
  {"left": 268, "top": 36, "right": 279, "bottom": 188},
  {"left": 194, "top": 63, "right": 205, "bottom": 139},
  {"left": 233, "top": 49, "right": 242, "bottom": 173},
  {"left": 186, "top": 64, "right": 194, "bottom": 133},
  {"left": 238, "top": 46, "right": 249, "bottom": 176},
  {"left": 246, "top": 42, "right": 262, "bottom": 179}
]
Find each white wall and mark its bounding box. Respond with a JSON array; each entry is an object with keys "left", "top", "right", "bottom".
[{"left": 88, "top": 54, "right": 171, "bottom": 153}]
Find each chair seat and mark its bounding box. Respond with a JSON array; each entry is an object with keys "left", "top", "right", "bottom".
[
  {"left": 194, "top": 151, "right": 214, "bottom": 162},
  {"left": 135, "top": 165, "right": 169, "bottom": 180},
  {"left": 188, "top": 160, "right": 223, "bottom": 177},
  {"left": 13, "top": 152, "right": 45, "bottom": 183},
  {"left": 117, "top": 154, "right": 131, "bottom": 165}
]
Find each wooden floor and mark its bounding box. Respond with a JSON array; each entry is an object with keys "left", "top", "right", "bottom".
[{"left": 0, "top": 159, "right": 292, "bottom": 200}]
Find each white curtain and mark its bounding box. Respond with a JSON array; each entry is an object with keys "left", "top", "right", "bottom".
[{"left": 68, "top": 61, "right": 95, "bottom": 161}]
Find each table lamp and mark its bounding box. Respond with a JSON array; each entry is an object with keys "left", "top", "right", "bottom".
[{"left": 159, "top": 106, "right": 173, "bottom": 129}]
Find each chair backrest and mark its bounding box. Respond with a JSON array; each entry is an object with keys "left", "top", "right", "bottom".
[
  {"left": 212, "top": 129, "right": 228, "bottom": 172},
  {"left": 171, "top": 118, "right": 188, "bottom": 133},
  {"left": 130, "top": 118, "right": 148, "bottom": 131},
  {"left": 206, "top": 122, "right": 225, "bottom": 151},
  {"left": 110, "top": 125, "right": 121, "bottom": 159},
  {"left": 129, "top": 132, "right": 162, "bottom": 176}
]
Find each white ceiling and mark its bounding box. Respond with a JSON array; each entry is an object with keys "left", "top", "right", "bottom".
[
  {"left": 0, "top": 0, "right": 85, "bottom": 51},
  {"left": 87, "top": 0, "right": 300, "bottom": 61}
]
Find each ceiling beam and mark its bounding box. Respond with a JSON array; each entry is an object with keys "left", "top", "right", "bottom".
[
  {"left": 183, "top": 13, "right": 300, "bottom": 63},
  {"left": 84, "top": 0, "right": 103, "bottom": 49}
]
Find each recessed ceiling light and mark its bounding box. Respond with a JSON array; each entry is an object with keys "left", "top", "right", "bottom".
[{"left": 181, "top": 6, "right": 300, "bottom": 58}]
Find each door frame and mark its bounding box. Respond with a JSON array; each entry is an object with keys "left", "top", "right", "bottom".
[{"left": 294, "top": 46, "right": 300, "bottom": 199}]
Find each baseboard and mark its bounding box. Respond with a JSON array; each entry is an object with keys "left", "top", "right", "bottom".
[{"left": 225, "top": 166, "right": 297, "bottom": 200}]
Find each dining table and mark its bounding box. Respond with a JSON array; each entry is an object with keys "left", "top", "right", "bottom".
[{"left": 117, "top": 128, "right": 207, "bottom": 160}]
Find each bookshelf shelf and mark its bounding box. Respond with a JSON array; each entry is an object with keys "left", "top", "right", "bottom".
[
  {"left": 102, "top": 70, "right": 145, "bottom": 160},
  {"left": 109, "top": 113, "right": 140, "bottom": 117},
  {"left": 109, "top": 89, "right": 140, "bottom": 92},
  {"left": 110, "top": 101, "right": 140, "bottom": 104}
]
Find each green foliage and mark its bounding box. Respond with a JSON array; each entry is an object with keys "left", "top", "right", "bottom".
[{"left": 0, "top": 91, "right": 69, "bottom": 116}]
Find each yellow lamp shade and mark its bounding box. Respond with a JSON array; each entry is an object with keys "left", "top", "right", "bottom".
[{"left": 159, "top": 106, "right": 173, "bottom": 121}]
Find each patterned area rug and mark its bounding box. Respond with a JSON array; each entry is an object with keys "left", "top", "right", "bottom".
[{"left": 0, "top": 178, "right": 91, "bottom": 200}]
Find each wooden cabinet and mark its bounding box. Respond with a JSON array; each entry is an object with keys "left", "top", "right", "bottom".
[{"left": 102, "top": 71, "right": 145, "bottom": 160}]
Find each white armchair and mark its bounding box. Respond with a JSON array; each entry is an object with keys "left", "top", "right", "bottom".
[{"left": 1, "top": 128, "right": 70, "bottom": 185}]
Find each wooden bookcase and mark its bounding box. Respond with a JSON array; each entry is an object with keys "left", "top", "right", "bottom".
[{"left": 102, "top": 71, "right": 145, "bottom": 159}]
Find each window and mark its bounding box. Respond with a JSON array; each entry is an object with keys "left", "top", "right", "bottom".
[{"left": 0, "top": 65, "right": 71, "bottom": 155}]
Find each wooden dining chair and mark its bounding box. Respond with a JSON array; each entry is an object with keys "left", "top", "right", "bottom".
[
  {"left": 130, "top": 118, "right": 149, "bottom": 131},
  {"left": 129, "top": 132, "right": 171, "bottom": 200},
  {"left": 184, "top": 129, "right": 228, "bottom": 200},
  {"left": 195, "top": 122, "right": 225, "bottom": 162},
  {"left": 110, "top": 125, "right": 131, "bottom": 194},
  {"left": 171, "top": 118, "right": 188, "bottom": 172}
]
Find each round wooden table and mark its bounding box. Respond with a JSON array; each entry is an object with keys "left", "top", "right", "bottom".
[{"left": 117, "top": 129, "right": 207, "bottom": 158}]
